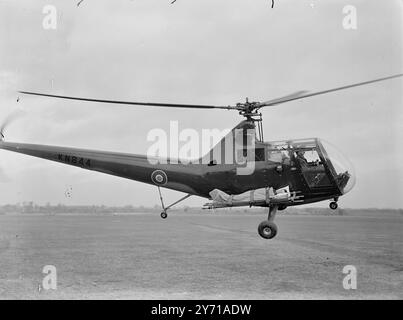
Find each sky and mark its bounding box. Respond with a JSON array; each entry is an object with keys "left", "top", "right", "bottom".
[{"left": 0, "top": 0, "right": 402, "bottom": 208}]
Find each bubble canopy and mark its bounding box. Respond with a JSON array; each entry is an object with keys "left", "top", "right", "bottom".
[
  {"left": 317, "top": 139, "right": 356, "bottom": 194},
  {"left": 267, "top": 137, "right": 355, "bottom": 195}
]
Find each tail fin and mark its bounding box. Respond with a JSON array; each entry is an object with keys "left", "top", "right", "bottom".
[{"left": 199, "top": 120, "right": 257, "bottom": 165}]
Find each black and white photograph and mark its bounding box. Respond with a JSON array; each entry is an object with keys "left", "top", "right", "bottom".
[{"left": 0, "top": 0, "right": 402, "bottom": 305}]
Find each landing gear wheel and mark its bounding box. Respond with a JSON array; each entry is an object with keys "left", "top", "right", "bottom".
[
  {"left": 160, "top": 211, "right": 168, "bottom": 219},
  {"left": 329, "top": 201, "right": 338, "bottom": 210},
  {"left": 258, "top": 221, "right": 278, "bottom": 239}
]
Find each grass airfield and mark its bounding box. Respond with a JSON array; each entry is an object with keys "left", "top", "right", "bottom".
[{"left": 0, "top": 210, "right": 402, "bottom": 299}]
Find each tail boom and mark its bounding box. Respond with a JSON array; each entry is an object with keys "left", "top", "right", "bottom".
[{"left": 0, "top": 140, "right": 201, "bottom": 195}]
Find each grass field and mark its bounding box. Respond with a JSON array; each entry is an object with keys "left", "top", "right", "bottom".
[{"left": 0, "top": 212, "right": 402, "bottom": 299}]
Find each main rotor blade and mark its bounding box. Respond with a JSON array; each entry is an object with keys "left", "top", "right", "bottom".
[
  {"left": 257, "top": 90, "right": 309, "bottom": 106},
  {"left": 258, "top": 73, "right": 403, "bottom": 107},
  {"left": 18, "top": 91, "right": 234, "bottom": 110}
]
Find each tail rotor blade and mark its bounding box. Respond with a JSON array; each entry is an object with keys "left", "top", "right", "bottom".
[{"left": 0, "top": 111, "right": 25, "bottom": 139}]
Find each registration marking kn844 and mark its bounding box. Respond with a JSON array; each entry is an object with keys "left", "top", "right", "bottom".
[{"left": 57, "top": 154, "right": 91, "bottom": 167}]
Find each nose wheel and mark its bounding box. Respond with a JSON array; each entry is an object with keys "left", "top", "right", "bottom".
[
  {"left": 258, "top": 205, "right": 278, "bottom": 239},
  {"left": 329, "top": 201, "right": 338, "bottom": 210}
]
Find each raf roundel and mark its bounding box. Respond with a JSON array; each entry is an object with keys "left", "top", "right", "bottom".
[{"left": 151, "top": 170, "right": 168, "bottom": 186}]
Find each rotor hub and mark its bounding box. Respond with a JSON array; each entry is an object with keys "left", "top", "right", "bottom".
[{"left": 236, "top": 97, "right": 261, "bottom": 114}]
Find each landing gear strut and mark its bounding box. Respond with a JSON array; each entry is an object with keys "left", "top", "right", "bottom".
[
  {"left": 157, "top": 186, "right": 191, "bottom": 219},
  {"left": 258, "top": 205, "right": 278, "bottom": 239}
]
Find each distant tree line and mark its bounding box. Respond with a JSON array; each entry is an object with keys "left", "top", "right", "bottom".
[
  {"left": 0, "top": 202, "right": 401, "bottom": 216},
  {"left": 0, "top": 202, "right": 159, "bottom": 214}
]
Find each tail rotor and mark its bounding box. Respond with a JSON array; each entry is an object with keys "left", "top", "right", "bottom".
[{"left": 0, "top": 111, "right": 24, "bottom": 141}]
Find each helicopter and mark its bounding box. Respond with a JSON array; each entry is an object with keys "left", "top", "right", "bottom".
[{"left": 0, "top": 73, "right": 401, "bottom": 239}]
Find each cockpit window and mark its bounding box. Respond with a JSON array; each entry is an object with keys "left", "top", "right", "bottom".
[
  {"left": 267, "top": 150, "right": 282, "bottom": 163},
  {"left": 266, "top": 138, "right": 355, "bottom": 193},
  {"left": 267, "top": 148, "right": 291, "bottom": 165},
  {"left": 318, "top": 139, "right": 356, "bottom": 194},
  {"left": 237, "top": 147, "right": 266, "bottom": 162},
  {"left": 254, "top": 148, "right": 265, "bottom": 161},
  {"left": 294, "top": 149, "right": 332, "bottom": 188},
  {"left": 296, "top": 149, "right": 322, "bottom": 166}
]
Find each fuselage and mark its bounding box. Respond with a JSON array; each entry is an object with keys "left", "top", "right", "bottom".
[{"left": 0, "top": 130, "right": 355, "bottom": 207}]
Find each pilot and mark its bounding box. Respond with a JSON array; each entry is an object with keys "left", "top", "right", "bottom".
[{"left": 296, "top": 150, "right": 308, "bottom": 166}]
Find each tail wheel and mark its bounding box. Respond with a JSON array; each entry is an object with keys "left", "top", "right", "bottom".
[
  {"left": 160, "top": 211, "right": 168, "bottom": 219},
  {"left": 258, "top": 221, "right": 278, "bottom": 239}
]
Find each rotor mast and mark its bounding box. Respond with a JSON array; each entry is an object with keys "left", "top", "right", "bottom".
[{"left": 237, "top": 97, "right": 264, "bottom": 142}]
